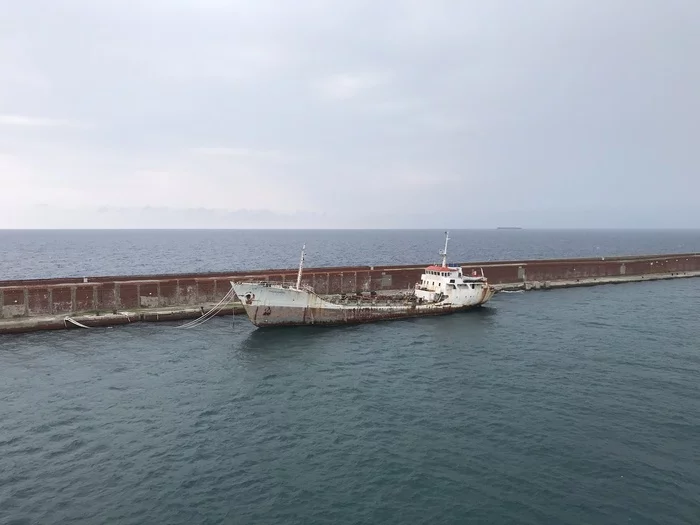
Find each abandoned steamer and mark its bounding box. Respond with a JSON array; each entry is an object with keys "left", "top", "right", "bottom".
[{"left": 229, "top": 233, "right": 495, "bottom": 328}]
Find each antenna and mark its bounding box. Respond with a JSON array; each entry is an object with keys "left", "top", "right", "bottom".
[
  {"left": 439, "top": 231, "right": 449, "bottom": 267},
  {"left": 295, "top": 243, "right": 306, "bottom": 290},
  {"left": 440, "top": 232, "right": 450, "bottom": 267}
]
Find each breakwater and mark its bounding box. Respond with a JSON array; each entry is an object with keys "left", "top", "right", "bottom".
[{"left": 1, "top": 252, "right": 699, "bottom": 334}]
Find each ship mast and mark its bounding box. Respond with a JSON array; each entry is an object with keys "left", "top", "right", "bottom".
[
  {"left": 439, "top": 231, "right": 449, "bottom": 267},
  {"left": 295, "top": 243, "right": 306, "bottom": 290}
]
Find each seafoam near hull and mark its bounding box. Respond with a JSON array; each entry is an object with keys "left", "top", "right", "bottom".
[{"left": 230, "top": 281, "right": 495, "bottom": 327}]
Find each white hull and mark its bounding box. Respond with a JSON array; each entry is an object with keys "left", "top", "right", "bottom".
[
  {"left": 231, "top": 232, "right": 495, "bottom": 328},
  {"left": 231, "top": 281, "right": 495, "bottom": 327}
]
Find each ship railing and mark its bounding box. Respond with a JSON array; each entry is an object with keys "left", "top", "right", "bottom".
[{"left": 256, "top": 280, "right": 316, "bottom": 293}]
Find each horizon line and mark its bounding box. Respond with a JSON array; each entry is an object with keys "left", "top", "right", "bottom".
[{"left": 2, "top": 227, "right": 700, "bottom": 231}]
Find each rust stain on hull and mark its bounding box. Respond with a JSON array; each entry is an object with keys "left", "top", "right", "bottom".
[{"left": 243, "top": 302, "right": 490, "bottom": 327}]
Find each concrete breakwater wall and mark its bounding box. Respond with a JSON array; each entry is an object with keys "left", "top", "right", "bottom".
[{"left": 1, "top": 253, "right": 699, "bottom": 327}]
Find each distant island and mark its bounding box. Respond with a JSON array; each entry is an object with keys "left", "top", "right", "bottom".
[{"left": 496, "top": 226, "right": 523, "bottom": 230}]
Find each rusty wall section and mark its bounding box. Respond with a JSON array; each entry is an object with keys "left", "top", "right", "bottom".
[{"left": 1, "top": 253, "right": 699, "bottom": 319}]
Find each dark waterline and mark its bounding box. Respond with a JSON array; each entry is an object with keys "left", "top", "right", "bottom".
[{"left": 1, "top": 278, "right": 700, "bottom": 524}]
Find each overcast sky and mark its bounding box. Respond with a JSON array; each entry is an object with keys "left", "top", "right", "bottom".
[{"left": 1, "top": 0, "right": 698, "bottom": 228}]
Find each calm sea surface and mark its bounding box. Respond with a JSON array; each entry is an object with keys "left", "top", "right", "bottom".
[
  {"left": 1, "top": 229, "right": 699, "bottom": 280},
  {"left": 1, "top": 230, "right": 700, "bottom": 524}
]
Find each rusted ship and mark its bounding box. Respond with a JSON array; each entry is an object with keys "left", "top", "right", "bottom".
[{"left": 230, "top": 232, "right": 495, "bottom": 328}]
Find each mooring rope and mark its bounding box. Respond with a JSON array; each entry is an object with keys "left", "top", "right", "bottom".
[
  {"left": 60, "top": 288, "right": 236, "bottom": 331},
  {"left": 64, "top": 317, "right": 91, "bottom": 329},
  {"left": 176, "top": 287, "right": 236, "bottom": 329}
]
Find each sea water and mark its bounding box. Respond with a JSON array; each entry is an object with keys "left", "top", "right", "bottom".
[{"left": 1, "top": 230, "right": 699, "bottom": 524}]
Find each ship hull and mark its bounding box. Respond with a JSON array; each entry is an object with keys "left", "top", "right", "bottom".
[
  {"left": 239, "top": 302, "right": 489, "bottom": 327},
  {"left": 231, "top": 281, "right": 495, "bottom": 328}
]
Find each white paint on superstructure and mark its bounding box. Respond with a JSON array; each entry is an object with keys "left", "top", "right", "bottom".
[{"left": 229, "top": 232, "right": 495, "bottom": 327}]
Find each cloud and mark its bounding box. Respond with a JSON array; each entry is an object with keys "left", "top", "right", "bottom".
[
  {"left": 0, "top": 114, "right": 84, "bottom": 128},
  {"left": 190, "top": 147, "right": 284, "bottom": 159},
  {"left": 2, "top": 204, "right": 329, "bottom": 229},
  {"left": 312, "top": 72, "right": 392, "bottom": 101},
  {"left": 0, "top": 0, "right": 698, "bottom": 228}
]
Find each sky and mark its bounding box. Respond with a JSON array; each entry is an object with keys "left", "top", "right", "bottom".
[{"left": 0, "top": 0, "right": 698, "bottom": 229}]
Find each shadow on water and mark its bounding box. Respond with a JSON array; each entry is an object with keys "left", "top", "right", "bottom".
[
  {"left": 237, "top": 324, "right": 354, "bottom": 353},
  {"left": 236, "top": 305, "right": 498, "bottom": 353}
]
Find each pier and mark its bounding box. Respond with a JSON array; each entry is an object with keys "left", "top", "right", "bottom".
[{"left": 1, "top": 252, "right": 699, "bottom": 334}]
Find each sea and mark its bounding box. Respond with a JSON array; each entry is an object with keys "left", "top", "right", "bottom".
[
  {"left": 1, "top": 228, "right": 699, "bottom": 280},
  {"left": 1, "top": 229, "right": 700, "bottom": 524}
]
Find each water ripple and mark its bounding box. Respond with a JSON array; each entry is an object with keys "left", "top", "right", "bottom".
[{"left": 1, "top": 279, "right": 700, "bottom": 524}]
